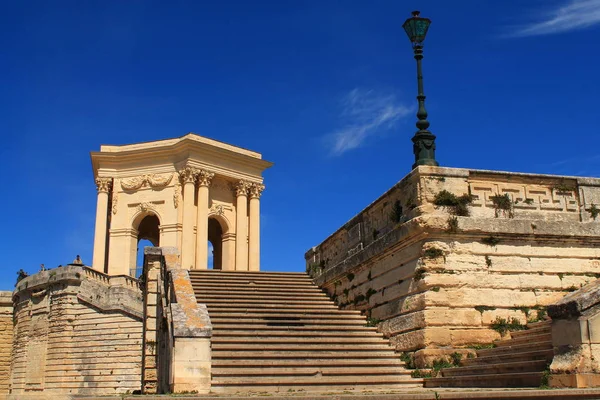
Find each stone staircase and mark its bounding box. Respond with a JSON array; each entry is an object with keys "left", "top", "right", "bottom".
[
  {"left": 425, "top": 320, "right": 553, "bottom": 388},
  {"left": 189, "top": 270, "right": 421, "bottom": 393}
]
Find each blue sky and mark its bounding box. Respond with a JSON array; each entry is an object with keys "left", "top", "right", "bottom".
[{"left": 2, "top": 0, "right": 600, "bottom": 290}]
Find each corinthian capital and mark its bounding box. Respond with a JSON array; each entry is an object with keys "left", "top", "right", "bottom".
[
  {"left": 234, "top": 180, "right": 250, "bottom": 197},
  {"left": 248, "top": 183, "right": 265, "bottom": 199},
  {"left": 197, "top": 169, "right": 215, "bottom": 187},
  {"left": 178, "top": 166, "right": 198, "bottom": 184},
  {"left": 95, "top": 177, "right": 112, "bottom": 193}
]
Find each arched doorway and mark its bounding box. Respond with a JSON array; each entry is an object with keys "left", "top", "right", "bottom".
[
  {"left": 208, "top": 217, "right": 223, "bottom": 269},
  {"left": 133, "top": 214, "right": 160, "bottom": 277}
]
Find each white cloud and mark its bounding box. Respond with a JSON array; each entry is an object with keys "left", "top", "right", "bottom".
[
  {"left": 326, "top": 88, "right": 413, "bottom": 156},
  {"left": 508, "top": 0, "right": 600, "bottom": 37}
]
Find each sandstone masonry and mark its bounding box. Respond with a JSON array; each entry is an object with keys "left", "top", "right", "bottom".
[
  {"left": 9, "top": 266, "right": 143, "bottom": 399},
  {"left": 0, "top": 291, "right": 13, "bottom": 397},
  {"left": 307, "top": 166, "right": 600, "bottom": 362}
]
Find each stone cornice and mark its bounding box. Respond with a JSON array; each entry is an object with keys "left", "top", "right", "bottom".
[{"left": 91, "top": 133, "right": 273, "bottom": 183}]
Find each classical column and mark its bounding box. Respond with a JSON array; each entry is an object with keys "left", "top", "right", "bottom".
[
  {"left": 234, "top": 180, "right": 249, "bottom": 271},
  {"left": 248, "top": 183, "right": 264, "bottom": 271},
  {"left": 195, "top": 170, "right": 215, "bottom": 270},
  {"left": 179, "top": 166, "right": 197, "bottom": 270},
  {"left": 92, "top": 177, "right": 112, "bottom": 271}
]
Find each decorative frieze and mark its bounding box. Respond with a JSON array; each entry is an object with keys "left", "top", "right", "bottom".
[
  {"left": 173, "top": 182, "right": 181, "bottom": 209},
  {"left": 112, "top": 179, "right": 119, "bottom": 215},
  {"left": 121, "top": 173, "right": 174, "bottom": 191}
]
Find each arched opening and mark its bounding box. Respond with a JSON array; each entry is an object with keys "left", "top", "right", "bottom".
[
  {"left": 134, "top": 214, "right": 160, "bottom": 277},
  {"left": 208, "top": 217, "right": 223, "bottom": 269}
]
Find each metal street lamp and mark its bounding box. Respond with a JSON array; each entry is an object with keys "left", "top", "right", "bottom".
[{"left": 403, "top": 11, "right": 439, "bottom": 169}]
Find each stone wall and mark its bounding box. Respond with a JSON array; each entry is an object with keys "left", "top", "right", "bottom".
[
  {"left": 0, "top": 291, "right": 13, "bottom": 396},
  {"left": 307, "top": 166, "right": 600, "bottom": 358},
  {"left": 9, "top": 266, "right": 143, "bottom": 398}
]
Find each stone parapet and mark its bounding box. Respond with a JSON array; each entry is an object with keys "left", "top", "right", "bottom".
[
  {"left": 307, "top": 166, "right": 600, "bottom": 354},
  {"left": 9, "top": 265, "right": 143, "bottom": 399}
]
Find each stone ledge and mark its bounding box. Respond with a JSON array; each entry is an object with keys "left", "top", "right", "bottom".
[
  {"left": 170, "top": 269, "right": 212, "bottom": 338},
  {"left": 549, "top": 279, "right": 600, "bottom": 319}
]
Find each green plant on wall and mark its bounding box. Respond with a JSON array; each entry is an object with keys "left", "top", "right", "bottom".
[
  {"left": 413, "top": 267, "right": 426, "bottom": 281},
  {"left": 490, "top": 193, "right": 514, "bottom": 218},
  {"left": 481, "top": 236, "right": 500, "bottom": 247},
  {"left": 590, "top": 204, "right": 599, "bottom": 220},
  {"left": 424, "top": 247, "right": 444, "bottom": 259},
  {"left": 490, "top": 316, "right": 527, "bottom": 336},
  {"left": 390, "top": 200, "right": 403, "bottom": 223},
  {"left": 446, "top": 216, "right": 459, "bottom": 233},
  {"left": 433, "top": 190, "right": 474, "bottom": 217},
  {"left": 485, "top": 255, "right": 492, "bottom": 268}
]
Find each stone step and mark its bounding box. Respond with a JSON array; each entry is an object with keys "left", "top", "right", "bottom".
[
  {"left": 495, "top": 332, "right": 552, "bottom": 347},
  {"left": 212, "top": 336, "right": 387, "bottom": 344},
  {"left": 526, "top": 319, "right": 552, "bottom": 330},
  {"left": 191, "top": 280, "right": 316, "bottom": 288},
  {"left": 462, "top": 349, "right": 554, "bottom": 367},
  {"left": 207, "top": 304, "right": 350, "bottom": 315},
  {"left": 206, "top": 312, "right": 365, "bottom": 320},
  {"left": 476, "top": 341, "right": 552, "bottom": 357},
  {"left": 189, "top": 270, "right": 309, "bottom": 277},
  {"left": 212, "top": 343, "right": 393, "bottom": 351},
  {"left": 200, "top": 298, "right": 333, "bottom": 305},
  {"left": 210, "top": 318, "right": 368, "bottom": 326},
  {"left": 212, "top": 351, "right": 399, "bottom": 359},
  {"left": 441, "top": 359, "right": 549, "bottom": 377},
  {"left": 212, "top": 366, "right": 409, "bottom": 376},
  {"left": 209, "top": 325, "right": 380, "bottom": 332},
  {"left": 205, "top": 307, "right": 361, "bottom": 315},
  {"left": 510, "top": 325, "right": 551, "bottom": 339},
  {"left": 193, "top": 286, "right": 326, "bottom": 294},
  {"left": 425, "top": 372, "right": 543, "bottom": 388},
  {"left": 212, "top": 330, "right": 383, "bottom": 337},
  {"left": 212, "top": 358, "right": 405, "bottom": 367},
  {"left": 204, "top": 303, "right": 342, "bottom": 311},
  {"left": 195, "top": 293, "right": 331, "bottom": 301},
  {"left": 211, "top": 382, "right": 423, "bottom": 392},
  {"left": 212, "top": 375, "right": 419, "bottom": 386},
  {"left": 190, "top": 273, "right": 312, "bottom": 284}
]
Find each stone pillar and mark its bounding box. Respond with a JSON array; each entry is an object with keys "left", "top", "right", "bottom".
[
  {"left": 221, "top": 233, "right": 236, "bottom": 271},
  {"left": 234, "top": 180, "right": 249, "bottom": 271},
  {"left": 92, "top": 177, "right": 112, "bottom": 271},
  {"left": 179, "top": 166, "right": 197, "bottom": 270},
  {"left": 142, "top": 248, "right": 162, "bottom": 394},
  {"left": 195, "top": 170, "right": 215, "bottom": 270},
  {"left": 248, "top": 183, "right": 264, "bottom": 271}
]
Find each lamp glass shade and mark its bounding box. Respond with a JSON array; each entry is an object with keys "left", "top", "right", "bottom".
[{"left": 402, "top": 15, "right": 431, "bottom": 44}]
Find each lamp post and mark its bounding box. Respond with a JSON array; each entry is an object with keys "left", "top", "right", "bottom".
[{"left": 403, "top": 11, "right": 438, "bottom": 169}]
